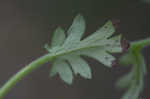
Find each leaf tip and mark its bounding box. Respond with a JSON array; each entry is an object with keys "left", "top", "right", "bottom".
[
  {"left": 62, "top": 78, "right": 73, "bottom": 85},
  {"left": 76, "top": 13, "right": 84, "bottom": 18},
  {"left": 84, "top": 72, "right": 92, "bottom": 79}
]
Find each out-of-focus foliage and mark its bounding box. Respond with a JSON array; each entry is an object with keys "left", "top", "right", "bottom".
[
  {"left": 142, "top": 0, "right": 150, "bottom": 3},
  {"left": 117, "top": 38, "right": 150, "bottom": 99}
]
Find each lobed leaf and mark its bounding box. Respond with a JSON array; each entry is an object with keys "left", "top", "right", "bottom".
[
  {"left": 80, "top": 47, "right": 115, "bottom": 67},
  {"left": 67, "top": 55, "right": 92, "bottom": 79},
  {"left": 46, "top": 14, "right": 122, "bottom": 84},
  {"left": 63, "top": 14, "right": 85, "bottom": 46},
  {"left": 51, "top": 27, "right": 66, "bottom": 47},
  {"left": 50, "top": 59, "right": 73, "bottom": 84},
  {"left": 105, "top": 35, "right": 122, "bottom": 53}
]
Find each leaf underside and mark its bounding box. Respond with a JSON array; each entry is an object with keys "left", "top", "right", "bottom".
[{"left": 45, "top": 14, "right": 122, "bottom": 84}]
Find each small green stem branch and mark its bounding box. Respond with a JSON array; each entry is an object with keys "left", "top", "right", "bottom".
[
  {"left": 0, "top": 54, "right": 55, "bottom": 99},
  {"left": 131, "top": 38, "right": 150, "bottom": 50}
]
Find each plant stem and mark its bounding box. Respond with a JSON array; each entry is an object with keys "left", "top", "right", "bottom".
[
  {"left": 132, "top": 38, "right": 150, "bottom": 49},
  {"left": 0, "top": 54, "right": 55, "bottom": 99}
]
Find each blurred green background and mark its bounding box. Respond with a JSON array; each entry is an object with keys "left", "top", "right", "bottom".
[{"left": 0, "top": 0, "right": 150, "bottom": 99}]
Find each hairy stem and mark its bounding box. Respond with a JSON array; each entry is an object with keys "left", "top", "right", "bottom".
[{"left": 0, "top": 54, "right": 55, "bottom": 99}]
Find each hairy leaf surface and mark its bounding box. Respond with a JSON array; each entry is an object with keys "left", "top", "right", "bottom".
[{"left": 46, "top": 14, "right": 122, "bottom": 84}]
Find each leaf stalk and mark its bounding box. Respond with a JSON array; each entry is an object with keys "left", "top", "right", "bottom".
[{"left": 0, "top": 54, "right": 55, "bottom": 99}]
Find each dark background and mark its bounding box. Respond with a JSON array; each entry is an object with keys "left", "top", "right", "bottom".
[{"left": 0, "top": 0, "right": 150, "bottom": 99}]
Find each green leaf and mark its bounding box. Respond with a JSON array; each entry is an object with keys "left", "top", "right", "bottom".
[
  {"left": 122, "top": 84, "right": 140, "bottom": 99},
  {"left": 116, "top": 68, "right": 135, "bottom": 89},
  {"left": 80, "top": 47, "right": 115, "bottom": 67},
  {"left": 138, "top": 53, "right": 147, "bottom": 74},
  {"left": 105, "top": 35, "right": 122, "bottom": 53},
  {"left": 67, "top": 55, "right": 91, "bottom": 79},
  {"left": 121, "top": 75, "right": 144, "bottom": 99},
  {"left": 51, "top": 27, "right": 66, "bottom": 47},
  {"left": 117, "top": 40, "right": 148, "bottom": 99},
  {"left": 50, "top": 59, "right": 73, "bottom": 84},
  {"left": 81, "top": 20, "right": 115, "bottom": 45},
  {"left": 46, "top": 14, "right": 122, "bottom": 84},
  {"left": 64, "top": 14, "right": 85, "bottom": 46},
  {"left": 118, "top": 53, "right": 135, "bottom": 66},
  {"left": 44, "top": 43, "right": 51, "bottom": 51}
]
